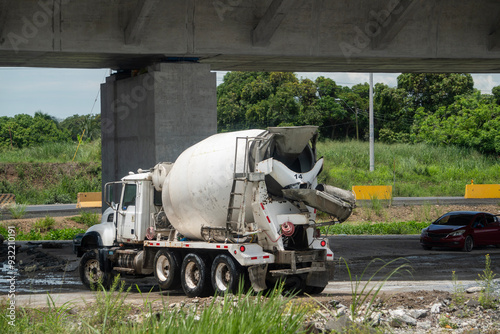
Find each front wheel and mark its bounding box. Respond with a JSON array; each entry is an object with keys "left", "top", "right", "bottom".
[
  {"left": 463, "top": 236, "right": 474, "bottom": 252},
  {"left": 181, "top": 253, "right": 213, "bottom": 298},
  {"left": 79, "top": 250, "right": 113, "bottom": 289}
]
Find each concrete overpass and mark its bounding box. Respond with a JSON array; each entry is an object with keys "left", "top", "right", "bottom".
[
  {"left": 1, "top": 0, "right": 499, "bottom": 184},
  {"left": 1, "top": 0, "right": 500, "bottom": 72}
]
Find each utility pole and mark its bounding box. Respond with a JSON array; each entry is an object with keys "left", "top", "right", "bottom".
[{"left": 369, "top": 73, "right": 374, "bottom": 172}]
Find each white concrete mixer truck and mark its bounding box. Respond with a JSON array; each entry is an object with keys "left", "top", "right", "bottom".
[{"left": 73, "top": 126, "right": 355, "bottom": 297}]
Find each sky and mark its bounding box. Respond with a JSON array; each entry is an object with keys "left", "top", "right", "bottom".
[{"left": 2, "top": 68, "right": 500, "bottom": 120}]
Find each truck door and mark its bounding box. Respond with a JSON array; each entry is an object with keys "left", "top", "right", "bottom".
[{"left": 117, "top": 183, "right": 137, "bottom": 241}]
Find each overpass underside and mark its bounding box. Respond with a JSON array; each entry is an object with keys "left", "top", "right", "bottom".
[
  {"left": 1, "top": 0, "right": 499, "bottom": 185},
  {"left": 0, "top": 0, "right": 499, "bottom": 72}
]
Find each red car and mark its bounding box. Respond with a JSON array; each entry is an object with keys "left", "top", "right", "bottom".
[{"left": 420, "top": 211, "right": 500, "bottom": 252}]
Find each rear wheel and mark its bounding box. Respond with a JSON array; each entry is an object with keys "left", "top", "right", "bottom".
[
  {"left": 463, "top": 236, "right": 474, "bottom": 252},
  {"left": 154, "top": 249, "right": 181, "bottom": 290},
  {"left": 282, "top": 275, "right": 307, "bottom": 296},
  {"left": 304, "top": 285, "right": 326, "bottom": 295},
  {"left": 211, "top": 254, "right": 243, "bottom": 295},
  {"left": 181, "top": 253, "right": 213, "bottom": 297},
  {"left": 79, "top": 250, "right": 113, "bottom": 289}
]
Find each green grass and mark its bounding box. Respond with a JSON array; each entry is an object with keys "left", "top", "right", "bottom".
[
  {"left": 322, "top": 221, "right": 430, "bottom": 235},
  {"left": 0, "top": 162, "right": 101, "bottom": 205},
  {"left": 33, "top": 216, "right": 56, "bottom": 231},
  {"left": 7, "top": 204, "right": 26, "bottom": 219},
  {"left": 72, "top": 211, "right": 100, "bottom": 227},
  {"left": 0, "top": 140, "right": 101, "bottom": 163},
  {"left": 0, "top": 283, "right": 310, "bottom": 334},
  {"left": 317, "top": 140, "right": 500, "bottom": 197},
  {"left": 0, "top": 225, "right": 85, "bottom": 241}
]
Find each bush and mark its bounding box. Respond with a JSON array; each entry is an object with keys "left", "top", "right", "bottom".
[
  {"left": 33, "top": 216, "right": 56, "bottom": 231},
  {"left": 72, "top": 212, "right": 100, "bottom": 227}
]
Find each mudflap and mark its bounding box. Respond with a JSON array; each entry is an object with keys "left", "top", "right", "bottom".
[
  {"left": 98, "top": 248, "right": 113, "bottom": 273},
  {"left": 248, "top": 264, "right": 268, "bottom": 292},
  {"left": 306, "top": 261, "right": 334, "bottom": 287}
]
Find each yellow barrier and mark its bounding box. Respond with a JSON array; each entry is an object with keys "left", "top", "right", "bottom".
[
  {"left": 0, "top": 193, "right": 15, "bottom": 208},
  {"left": 352, "top": 186, "right": 392, "bottom": 200},
  {"left": 77, "top": 192, "right": 102, "bottom": 208},
  {"left": 464, "top": 184, "right": 500, "bottom": 199}
]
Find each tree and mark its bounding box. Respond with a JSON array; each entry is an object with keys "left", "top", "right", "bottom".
[
  {"left": 374, "top": 83, "right": 411, "bottom": 143},
  {"left": 412, "top": 92, "right": 500, "bottom": 154},
  {"left": 216, "top": 72, "right": 374, "bottom": 140},
  {"left": 217, "top": 72, "right": 302, "bottom": 131},
  {"left": 0, "top": 112, "right": 71, "bottom": 148},
  {"left": 60, "top": 114, "right": 101, "bottom": 141},
  {"left": 397, "top": 73, "right": 474, "bottom": 113},
  {"left": 492, "top": 85, "right": 500, "bottom": 105}
]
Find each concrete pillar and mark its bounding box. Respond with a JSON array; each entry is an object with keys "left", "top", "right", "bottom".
[{"left": 101, "top": 62, "right": 217, "bottom": 190}]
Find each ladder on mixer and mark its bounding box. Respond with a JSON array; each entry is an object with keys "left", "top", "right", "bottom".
[{"left": 226, "top": 137, "right": 251, "bottom": 236}]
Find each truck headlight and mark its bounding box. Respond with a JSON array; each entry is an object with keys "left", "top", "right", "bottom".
[{"left": 448, "top": 230, "right": 465, "bottom": 237}]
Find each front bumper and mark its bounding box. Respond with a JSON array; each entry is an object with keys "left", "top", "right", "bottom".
[{"left": 420, "top": 235, "right": 465, "bottom": 248}]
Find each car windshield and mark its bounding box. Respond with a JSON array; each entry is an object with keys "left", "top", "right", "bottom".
[{"left": 434, "top": 214, "right": 474, "bottom": 226}]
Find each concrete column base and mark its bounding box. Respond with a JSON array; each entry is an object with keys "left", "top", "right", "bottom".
[{"left": 101, "top": 62, "right": 216, "bottom": 188}]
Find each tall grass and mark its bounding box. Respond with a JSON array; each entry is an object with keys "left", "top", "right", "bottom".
[
  {"left": 0, "top": 140, "right": 101, "bottom": 163},
  {"left": 0, "top": 162, "right": 101, "bottom": 204},
  {"left": 0, "top": 284, "right": 310, "bottom": 334},
  {"left": 322, "top": 221, "right": 429, "bottom": 235},
  {"left": 317, "top": 140, "right": 500, "bottom": 197}
]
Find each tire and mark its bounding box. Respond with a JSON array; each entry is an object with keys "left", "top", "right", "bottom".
[
  {"left": 154, "top": 249, "right": 181, "bottom": 290},
  {"left": 304, "top": 285, "right": 326, "bottom": 295},
  {"left": 79, "top": 250, "right": 113, "bottom": 289},
  {"left": 463, "top": 236, "right": 474, "bottom": 252},
  {"left": 181, "top": 253, "right": 213, "bottom": 298},
  {"left": 282, "top": 275, "right": 306, "bottom": 296},
  {"left": 211, "top": 254, "right": 243, "bottom": 295}
]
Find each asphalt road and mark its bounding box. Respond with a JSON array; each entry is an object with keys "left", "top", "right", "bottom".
[{"left": 328, "top": 235, "right": 500, "bottom": 281}]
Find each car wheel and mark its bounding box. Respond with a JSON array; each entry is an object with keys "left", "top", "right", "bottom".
[
  {"left": 154, "top": 249, "right": 181, "bottom": 290},
  {"left": 211, "top": 254, "right": 243, "bottom": 295},
  {"left": 462, "top": 236, "right": 474, "bottom": 252},
  {"left": 79, "top": 250, "right": 113, "bottom": 289},
  {"left": 181, "top": 253, "right": 213, "bottom": 298}
]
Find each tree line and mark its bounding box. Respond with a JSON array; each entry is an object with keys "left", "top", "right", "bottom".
[
  {"left": 217, "top": 72, "right": 500, "bottom": 154},
  {"left": 0, "top": 112, "right": 100, "bottom": 149},
  {"left": 2, "top": 72, "right": 499, "bottom": 154}
]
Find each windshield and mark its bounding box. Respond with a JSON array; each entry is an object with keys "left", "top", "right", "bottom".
[{"left": 434, "top": 214, "right": 474, "bottom": 226}]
